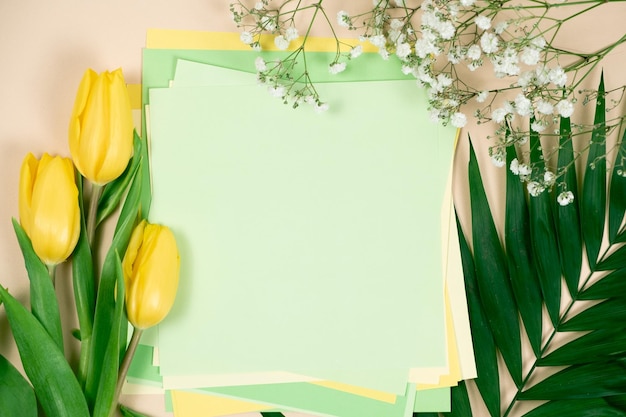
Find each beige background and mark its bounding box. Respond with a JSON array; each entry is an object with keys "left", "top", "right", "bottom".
[{"left": 1, "top": 1, "right": 626, "bottom": 416}]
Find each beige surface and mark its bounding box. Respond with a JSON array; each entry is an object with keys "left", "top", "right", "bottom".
[{"left": 1, "top": 1, "right": 626, "bottom": 417}]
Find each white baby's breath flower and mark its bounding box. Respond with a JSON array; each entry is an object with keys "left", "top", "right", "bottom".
[
  {"left": 329, "top": 62, "right": 347, "bottom": 74},
  {"left": 369, "top": 34, "right": 386, "bottom": 48},
  {"left": 460, "top": 0, "right": 475, "bottom": 6},
  {"left": 337, "top": 10, "right": 350, "bottom": 28},
  {"left": 393, "top": 0, "right": 406, "bottom": 6},
  {"left": 467, "top": 44, "right": 482, "bottom": 60},
  {"left": 476, "top": 90, "right": 489, "bottom": 103},
  {"left": 240, "top": 31, "right": 254, "bottom": 45},
  {"left": 274, "top": 35, "right": 290, "bottom": 50},
  {"left": 314, "top": 102, "right": 330, "bottom": 113},
  {"left": 475, "top": 15, "right": 492, "bottom": 30},
  {"left": 556, "top": 100, "right": 574, "bottom": 117},
  {"left": 521, "top": 47, "right": 541, "bottom": 66},
  {"left": 531, "top": 119, "right": 546, "bottom": 132},
  {"left": 492, "top": 107, "right": 509, "bottom": 123},
  {"left": 536, "top": 100, "right": 554, "bottom": 115},
  {"left": 350, "top": 45, "right": 363, "bottom": 59},
  {"left": 532, "top": 36, "right": 547, "bottom": 50},
  {"left": 519, "top": 163, "right": 532, "bottom": 177},
  {"left": 255, "top": 57, "right": 267, "bottom": 71},
  {"left": 451, "top": 112, "right": 467, "bottom": 128},
  {"left": 268, "top": 84, "right": 286, "bottom": 98},
  {"left": 535, "top": 66, "right": 550, "bottom": 85},
  {"left": 254, "top": 1, "right": 264, "bottom": 10},
  {"left": 285, "top": 27, "right": 299, "bottom": 42},
  {"left": 527, "top": 181, "right": 544, "bottom": 196},
  {"left": 514, "top": 93, "right": 532, "bottom": 116},
  {"left": 544, "top": 170, "right": 556, "bottom": 185},
  {"left": 510, "top": 158, "right": 520, "bottom": 175},
  {"left": 549, "top": 67, "right": 567, "bottom": 86},
  {"left": 494, "top": 21, "right": 509, "bottom": 34},
  {"left": 557, "top": 191, "right": 575, "bottom": 206},
  {"left": 390, "top": 19, "right": 403, "bottom": 30},
  {"left": 261, "top": 15, "right": 276, "bottom": 31},
  {"left": 437, "top": 21, "right": 456, "bottom": 40},
  {"left": 491, "top": 151, "right": 506, "bottom": 167},
  {"left": 480, "top": 32, "right": 499, "bottom": 54},
  {"left": 517, "top": 71, "right": 533, "bottom": 88},
  {"left": 396, "top": 42, "right": 412, "bottom": 60}
]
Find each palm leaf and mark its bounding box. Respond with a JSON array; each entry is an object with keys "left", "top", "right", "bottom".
[{"left": 449, "top": 75, "right": 626, "bottom": 416}]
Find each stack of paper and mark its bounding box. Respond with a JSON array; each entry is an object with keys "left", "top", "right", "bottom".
[{"left": 124, "top": 30, "right": 477, "bottom": 417}]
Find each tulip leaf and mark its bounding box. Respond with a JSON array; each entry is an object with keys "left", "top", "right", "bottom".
[
  {"left": 538, "top": 329, "right": 626, "bottom": 366},
  {"left": 554, "top": 115, "right": 583, "bottom": 296},
  {"left": 456, "top": 211, "right": 500, "bottom": 417},
  {"left": 609, "top": 128, "right": 626, "bottom": 243},
  {"left": 468, "top": 138, "right": 522, "bottom": 388},
  {"left": 86, "top": 157, "right": 143, "bottom": 406},
  {"left": 0, "top": 354, "right": 37, "bottom": 417},
  {"left": 523, "top": 399, "right": 626, "bottom": 417},
  {"left": 504, "top": 144, "right": 543, "bottom": 356},
  {"left": 11, "top": 218, "right": 63, "bottom": 352},
  {"left": 528, "top": 125, "right": 562, "bottom": 326},
  {"left": 97, "top": 130, "right": 143, "bottom": 227},
  {"left": 120, "top": 405, "right": 152, "bottom": 417},
  {"left": 0, "top": 285, "right": 90, "bottom": 417},
  {"left": 581, "top": 72, "right": 607, "bottom": 270},
  {"left": 519, "top": 359, "right": 626, "bottom": 400},
  {"left": 93, "top": 253, "right": 126, "bottom": 417},
  {"left": 72, "top": 173, "right": 96, "bottom": 387}
]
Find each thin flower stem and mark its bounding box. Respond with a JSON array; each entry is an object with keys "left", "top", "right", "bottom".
[
  {"left": 109, "top": 327, "right": 144, "bottom": 417},
  {"left": 87, "top": 183, "right": 103, "bottom": 246},
  {"left": 47, "top": 264, "right": 57, "bottom": 287}
]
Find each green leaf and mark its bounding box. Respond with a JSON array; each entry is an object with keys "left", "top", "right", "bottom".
[
  {"left": 11, "top": 218, "right": 63, "bottom": 352},
  {"left": 468, "top": 138, "right": 522, "bottom": 388},
  {"left": 581, "top": 72, "right": 607, "bottom": 270},
  {"left": 522, "top": 398, "right": 626, "bottom": 417},
  {"left": 609, "top": 128, "right": 626, "bottom": 243},
  {"left": 448, "top": 381, "right": 472, "bottom": 417},
  {"left": 579, "top": 268, "right": 626, "bottom": 299},
  {"left": 260, "top": 413, "right": 286, "bottom": 417},
  {"left": 505, "top": 144, "right": 543, "bottom": 356},
  {"left": 456, "top": 211, "right": 500, "bottom": 417},
  {"left": 538, "top": 329, "right": 626, "bottom": 366},
  {"left": 560, "top": 298, "right": 626, "bottom": 331},
  {"left": 528, "top": 126, "right": 562, "bottom": 325},
  {"left": 596, "top": 245, "right": 626, "bottom": 271},
  {"left": 93, "top": 253, "right": 126, "bottom": 417},
  {"left": 85, "top": 157, "right": 143, "bottom": 407},
  {"left": 0, "top": 354, "right": 37, "bottom": 417},
  {"left": 519, "top": 359, "right": 626, "bottom": 400},
  {"left": 97, "top": 130, "right": 143, "bottom": 226},
  {"left": 0, "top": 285, "right": 90, "bottom": 417},
  {"left": 554, "top": 115, "right": 583, "bottom": 296}
]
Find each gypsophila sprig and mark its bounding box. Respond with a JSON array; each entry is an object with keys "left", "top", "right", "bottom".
[{"left": 231, "top": 0, "right": 626, "bottom": 194}]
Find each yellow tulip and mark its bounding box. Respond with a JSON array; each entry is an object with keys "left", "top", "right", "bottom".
[
  {"left": 123, "top": 220, "right": 180, "bottom": 329},
  {"left": 68, "top": 68, "right": 133, "bottom": 185},
  {"left": 19, "top": 153, "right": 81, "bottom": 265}
]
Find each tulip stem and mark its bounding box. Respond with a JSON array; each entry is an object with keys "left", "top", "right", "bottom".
[
  {"left": 47, "top": 264, "right": 57, "bottom": 287},
  {"left": 87, "top": 184, "right": 103, "bottom": 247},
  {"left": 109, "top": 326, "right": 143, "bottom": 417}
]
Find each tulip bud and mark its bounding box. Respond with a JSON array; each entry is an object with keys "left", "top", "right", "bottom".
[
  {"left": 19, "top": 153, "right": 81, "bottom": 265},
  {"left": 68, "top": 68, "right": 134, "bottom": 185},
  {"left": 123, "top": 220, "right": 180, "bottom": 329}
]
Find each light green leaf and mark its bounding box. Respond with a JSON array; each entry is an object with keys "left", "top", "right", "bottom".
[
  {"left": 0, "top": 354, "right": 37, "bottom": 417},
  {"left": 11, "top": 218, "right": 63, "bottom": 352},
  {"left": 505, "top": 144, "right": 543, "bottom": 356},
  {"left": 581, "top": 72, "right": 607, "bottom": 270},
  {"left": 0, "top": 285, "right": 90, "bottom": 417},
  {"left": 554, "top": 115, "right": 583, "bottom": 296},
  {"left": 120, "top": 405, "right": 152, "bottom": 417},
  {"left": 468, "top": 138, "right": 522, "bottom": 388}
]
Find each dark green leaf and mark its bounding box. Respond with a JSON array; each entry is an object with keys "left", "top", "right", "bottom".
[
  {"left": 538, "top": 329, "right": 626, "bottom": 366},
  {"left": 97, "top": 131, "right": 143, "bottom": 226},
  {"left": 609, "top": 128, "right": 626, "bottom": 243},
  {"left": 579, "top": 268, "right": 626, "bottom": 299},
  {"left": 528, "top": 127, "right": 562, "bottom": 325},
  {"left": 560, "top": 298, "right": 626, "bottom": 331},
  {"left": 581, "top": 73, "right": 607, "bottom": 269},
  {"left": 520, "top": 359, "right": 626, "bottom": 400},
  {"left": 260, "top": 413, "right": 286, "bottom": 417},
  {"left": 93, "top": 253, "right": 126, "bottom": 417},
  {"left": 414, "top": 413, "right": 439, "bottom": 417},
  {"left": 0, "top": 354, "right": 37, "bottom": 417},
  {"left": 505, "top": 144, "right": 543, "bottom": 356},
  {"left": 85, "top": 158, "right": 143, "bottom": 407},
  {"left": 554, "top": 115, "right": 583, "bottom": 296},
  {"left": 468, "top": 138, "right": 522, "bottom": 388},
  {"left": 456, "top": 211, "right": 500, "bottom": 417},
  {"left": 522, "top": 398, "right": 626, "bottom": 417},
  {"left": 0, "top": 286, "right": 90, "bottom": 417},
  {"left": 596, "top": 245, "right": 626, "bottom": 271},
  {"left": 448, "top": 381, "right": 472, "bottom": 417},
  {"left": 11, "top": 218, "right": 63, "bottom": 352}
]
